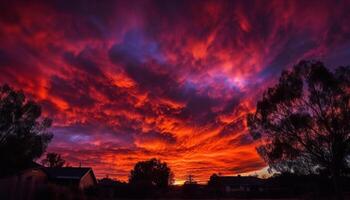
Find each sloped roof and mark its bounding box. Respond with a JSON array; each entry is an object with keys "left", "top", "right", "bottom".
[{"left": 44, "top": 167, "right": 93, "bottom": 180}]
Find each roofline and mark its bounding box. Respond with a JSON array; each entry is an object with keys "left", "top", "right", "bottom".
[{"left": 80, "top": 168, "right": 98, "bottom": 184}]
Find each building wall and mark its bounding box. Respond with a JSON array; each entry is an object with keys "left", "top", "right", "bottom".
[{"left": 79, "top": 171, "right": 96, "bottom": 189}]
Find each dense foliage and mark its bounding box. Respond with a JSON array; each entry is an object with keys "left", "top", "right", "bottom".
[
  {"left": 0, "top": 84, "right": 52, "bottom": 176},
  {"left": 42, "top": 152, "right": 65, "bottom": 168},
  {"left": 247, "top": 61, "right": 350, "bottom": 198},
  {"left": 129, "top": 158, "right": 173, "bottom": 189}
]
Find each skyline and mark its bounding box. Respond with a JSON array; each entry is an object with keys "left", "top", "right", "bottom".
[{"left": 1, "top": 0, "right": 350, "bottom": 183}]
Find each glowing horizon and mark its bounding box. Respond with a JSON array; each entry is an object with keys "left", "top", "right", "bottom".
[{"left": 1, "top": 0, "right": 350, "bottom": 183}]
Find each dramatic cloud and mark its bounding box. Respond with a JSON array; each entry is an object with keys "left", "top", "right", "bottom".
[{"left": 1, "top": 0, "right": 350, "bottom": 183}]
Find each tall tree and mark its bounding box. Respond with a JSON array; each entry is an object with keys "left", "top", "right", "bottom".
[
  {"left": 247, "top": 61, "right": 350, "bottom": 199},
  {"left": 0, "top": 84, "right": 53, "bottom": 176},
  {"left": 129, "top": 158, "right": 173, "bottom": 189},
  {"left": 42, "top": 152, "right": 65, "bottom": 168}
]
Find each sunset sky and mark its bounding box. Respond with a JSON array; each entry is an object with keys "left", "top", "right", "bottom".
[{"left": 1, "top": 0, "right": 350, "bottom": 184}]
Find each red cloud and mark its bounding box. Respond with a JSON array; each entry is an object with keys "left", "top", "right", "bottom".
[{"left": 1, "top": 0, "right": 350, "bottom": 183}]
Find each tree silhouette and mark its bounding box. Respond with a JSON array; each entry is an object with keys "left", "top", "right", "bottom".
[
  {"left": 184, "top": 174, "right": 197, "bottom": 185},
  {"left": 247, "top": 60, "right": 350, "bottom": 199},
  {"left": 129, "top": 158, "right": 173, "bottom": 189},
  {"left": 42, "top": 152, "right": 65, "bottom": 168},
  {"left": 0, "top": 84, "right": 53, "bottom": 176}
]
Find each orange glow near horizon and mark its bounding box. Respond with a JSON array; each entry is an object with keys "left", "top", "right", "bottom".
[{"left": 1, "top": 0, "right": 350, "bottom": 183}]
